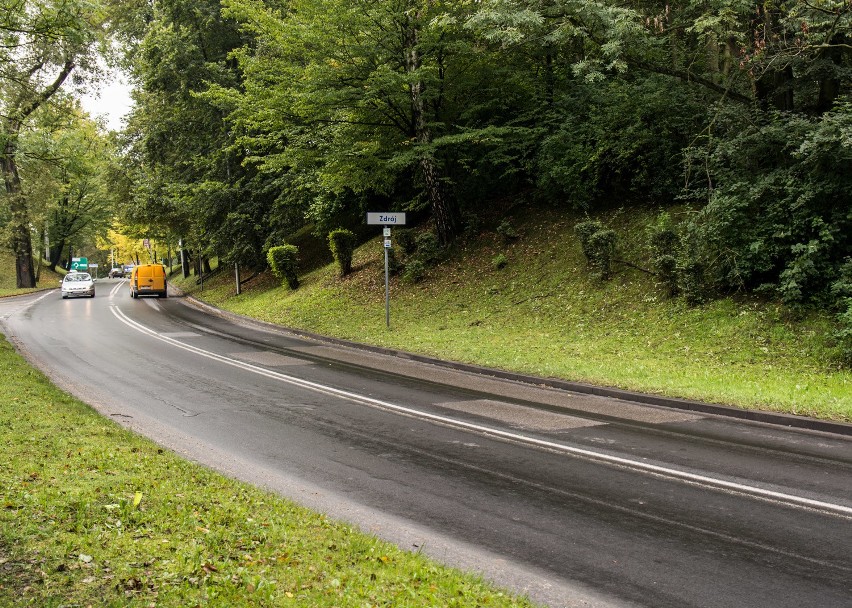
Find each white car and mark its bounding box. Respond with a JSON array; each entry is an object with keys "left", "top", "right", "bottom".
[{"left": 61, "top": 272, "right": 95, "bottom": 299}]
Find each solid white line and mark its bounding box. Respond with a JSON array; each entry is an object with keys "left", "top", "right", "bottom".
[
  {"left": 109, "top": 305, "right": 852, "bottom": 518},
  {"left": 109, "top": 281, "right": 125, "bottom": 299}
]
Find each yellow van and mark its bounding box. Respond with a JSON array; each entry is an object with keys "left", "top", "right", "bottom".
[{"left": 130, "top": 264, "right": 168, "bottom": 298}]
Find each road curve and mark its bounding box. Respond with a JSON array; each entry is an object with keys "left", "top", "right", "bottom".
[{"left": 2, "top": 283, "right": 851, "bottom": 608}]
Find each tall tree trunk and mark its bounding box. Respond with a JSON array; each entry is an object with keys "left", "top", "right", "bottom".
[
  {"left": 49, "top": 237, "right": 67, "bottom": 272},
  {"left": 1, "top": 58, "right": 76, "bottom": 288},
  {"left": 753, "top": 2, "right": 794, "bottom": 112},
  {"left": 816, "top": 34, "right": 845, "bottom": 114},
  {"left": 181, "top": 241, "right": 191, "bottom": 278},
  {"left": 2, "top": 131, "right": 36, "bottom": 288},
  {"left": 755, "top": 64, "right": 794, "bottom": 112},
  {"left": 404, "top": 10, "right": 457, "bottom": 245}
]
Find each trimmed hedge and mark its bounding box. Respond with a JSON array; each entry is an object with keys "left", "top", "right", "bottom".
[
  {"left": 328, "top": 228, "right": 356, "bottom": 276},
  {"left": 267, "top": 245, "right": 300, "bottom": 289}
]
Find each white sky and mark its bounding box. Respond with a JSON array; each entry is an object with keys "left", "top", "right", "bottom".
[{"left": 79, "top": 70, "right": 134, "bottom": 131}]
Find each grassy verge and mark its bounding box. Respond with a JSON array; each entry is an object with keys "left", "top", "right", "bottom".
[
  {"left": 174, "top": 206, "right": 852, "bottom": 423},
  {"left": 0, "top": 336, "right": 534, "bottom": 607},
  {"left": 0, "top": 259, "right": 63, "bottom": 298}
]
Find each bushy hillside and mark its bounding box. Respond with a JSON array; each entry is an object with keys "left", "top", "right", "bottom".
[{"left": 174, "top": 204, "right": 852, "bottom": 423}]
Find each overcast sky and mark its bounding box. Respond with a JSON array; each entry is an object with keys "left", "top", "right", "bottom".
[{"left": 79, "top": 71, "right": 134, "bottom": 131}]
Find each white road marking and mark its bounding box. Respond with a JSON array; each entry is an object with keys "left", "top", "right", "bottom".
[
  {"left": 108, "top": 281, "right": 125, "bottom": 299},
  {"left": 0, "top": 291, "right": 54, "bottom": 320},
  {"left": 109, "top": 305, "right": 852, "bottom": 518}
]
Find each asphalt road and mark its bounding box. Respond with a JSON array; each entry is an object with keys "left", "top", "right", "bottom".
[{"left": 2, "top": 281, "right": 851, "bottom": 608}]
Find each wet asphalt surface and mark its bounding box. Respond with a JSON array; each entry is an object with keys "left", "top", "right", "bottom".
[{"left": 2, "top": 283, "right": 851, "bottom": 608}]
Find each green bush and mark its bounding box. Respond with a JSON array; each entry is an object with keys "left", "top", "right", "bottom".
[
  {"left": 394, "top": 229, "right": 417, "bottom": 255},
  {"left": 327, "top": 228, "right": 356, "bottom": 276},
  {"left": 648, "top": 213, "right": 682, "bottom": 298},
  {"left": 496, "top": 219, "right": 519, "bottom": 244},
  {"left": 684, "top": 103, "right": 852, "bottom": 304},
  {"left": 402, "top": 259, "right": 427, "bottom": 283},
  {"left": 575, "top": 220, "right": 616, "bottom": 280},
  {"left": 267, "top": 245, "right": 299, "bottom": 289},
  {"left": 654, "top": 254, "right": 679, "bottom": 296},
  {"left": 831, "top": 260, "right": 852, "bottom": 367},
  {"left": 588, "top": 229, "right": 616, "bottom": 280},
  {"left": 680, "top": 259, "right": 705, "bottom": 305},
  {"left": 414, "top": 232, "right": 441, "bottom": 263},
  {"left": 574, "top": 220, "right": 604, "bottom": 262}
]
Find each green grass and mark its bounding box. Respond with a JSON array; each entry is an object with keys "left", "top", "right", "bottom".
[
  {"left": 0, "top": 337, "right": 534, "bottom": 607},
  {"left": 0, "top": 258, "right": 63, "bottom": 297},
  {"left": 174, "top": 206, "right": 852, "bottom": 423},
  {"left": 1, "top": 206, "right": 849, "bottom": 605}
]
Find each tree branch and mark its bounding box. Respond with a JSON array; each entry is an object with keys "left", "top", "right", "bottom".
[
  {"left": 16, "top": 58, "right": 76, "bottom": 123},
  {"left": 632, "top": 59, "right": 753, "bottom": 104}
]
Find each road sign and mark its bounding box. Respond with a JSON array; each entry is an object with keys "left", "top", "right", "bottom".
[
  {"left": 366, "top": 212, "right": 406, "bottom": 329},
  {"left": 70, "top": 257, "right": 88, "bottom": 272},
  {"left": 367, "top": 212, "right": 406, "bottom": 225}
]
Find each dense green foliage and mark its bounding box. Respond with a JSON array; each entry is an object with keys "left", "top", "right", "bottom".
[
  {"left": 4, "top": 0, "right": 850, "bottom": 360},
  {"left": 0, "top": 0, "right": 109, "bottom": 287},
  {"left": 109, "top": 0, "right": 851, "bottom": 321},
  {"left": 327, "top": 228, "right": 356, "bottom": 276},
  {"left": 267, "top": 244, "right": 299, "bottom": 289}
]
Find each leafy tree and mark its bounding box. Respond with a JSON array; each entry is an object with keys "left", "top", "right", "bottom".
[
  {"left": 685, "top": 103, "right": 852, "bottom": 304},
  {"left": 221, "top": 0, "right": 533, "bottom": 245},
  {"left": 1, "top": 0, "right": 105, "bottom": 286},
  {"left": 18, "top": 112, "right": 117, "bottom": 272},
  {"left": 118, "top": 0, "right": 260, "bottom": 271}
]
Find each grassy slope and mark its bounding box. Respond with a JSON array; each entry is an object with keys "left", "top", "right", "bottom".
[
  {"left": 0, "top": 256, "right": 64, "bottom": 297},
  {"left": 0, "top": 208, "right": 848, "bottom": 605},
  {"left": 0, "top": 244, "right": 534, "bottom": 607},
  {"left": 0, "top": 338, "right": 533, "bottom": 607},
  {"left": 176, "top": 205, "right": 851, "bottom": 423}
]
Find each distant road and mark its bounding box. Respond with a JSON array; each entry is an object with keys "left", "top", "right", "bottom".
[{"left": 2, "top": 282, "right": 851, "bottom": 608}]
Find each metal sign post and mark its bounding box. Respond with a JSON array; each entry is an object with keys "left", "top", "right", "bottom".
[
  {"left": 367, "top": 212, "right": 407, "bottom": 328},
  {"left": 383, "top": 231, "right": 392, "bottom": 327}
]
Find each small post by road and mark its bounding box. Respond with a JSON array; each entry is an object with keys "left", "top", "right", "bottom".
[
  {"left": 366, "top": 212, "right": 407, "bottom": 328},
  {"left": 383, "top": 228, "right": 391, "bottom": 327}
]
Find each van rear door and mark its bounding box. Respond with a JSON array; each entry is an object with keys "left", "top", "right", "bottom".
[{"left": 137, "top": 265, "right": 155, "bottom": 293}]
